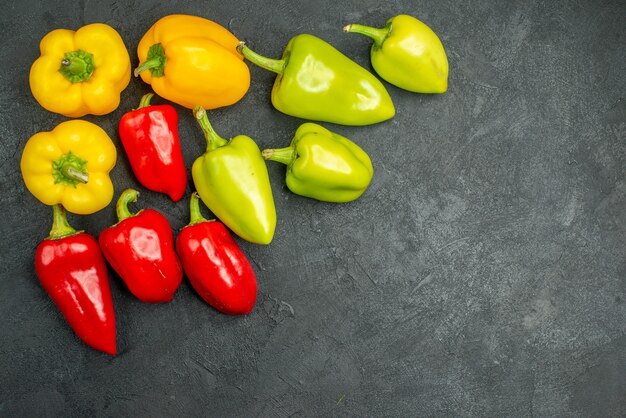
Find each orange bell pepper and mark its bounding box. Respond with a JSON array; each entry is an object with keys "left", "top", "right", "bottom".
[{"left": 134, "top": 14, "right": 250, "bottom": 110}]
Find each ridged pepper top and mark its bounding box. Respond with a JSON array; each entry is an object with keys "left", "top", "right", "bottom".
[{"left": 29, "top": 23, "right": 131, "bottom": 117}]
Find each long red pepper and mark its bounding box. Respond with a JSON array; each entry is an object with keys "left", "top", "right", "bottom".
[
  {"left": 176, "top": 193, "right": 258, "bottom": 315},
  {"left": 118, "top": 93, "right": 187, "bottom": 201},
  {"left": 35, "top": 205, "right": 116, "bottom": 355},
  {"left": 99, "top": 189, "right": 183, "bottom": 303}
]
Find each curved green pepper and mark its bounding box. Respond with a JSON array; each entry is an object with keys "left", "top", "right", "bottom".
[
  {"left": 237, "top": 35, "right": 395, "bottom": 126},
  {"left": 344, "top": 15, "right": 448, "bottom": 93},
  {"left": 262, "top": 123, "right": 373, "bottom": 202},
  {"left": 192, "top": 106, "right": 276, "bottom": 245}
]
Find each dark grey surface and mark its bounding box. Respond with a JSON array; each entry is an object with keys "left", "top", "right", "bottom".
[{"left": 1, "top": 0, "right": 625, "bottom": 416}]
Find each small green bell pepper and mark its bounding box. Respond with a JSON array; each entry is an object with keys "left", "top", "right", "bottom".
[
  {"left": 262, "top": 123, "right": 373, "bottom": 202},
  {"left": 237, "top": 35, "right": 395, "bottom": 126},
  {"left": 192, "top": 106, "right": 276, "bottom": 245},
  {"left": 344, "top": 14, "right": 448, "bottom": 93}
]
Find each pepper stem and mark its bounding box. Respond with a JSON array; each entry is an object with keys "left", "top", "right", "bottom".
[
  {"left": 48, "top": 204, "right": 78, "bottom": 240},
  {"left": 58, "top": 50, "right": 95, "bottom": 83},
  {"left": 137, "top": 93, "right": 154, "bottom": 109},
  {"left": 237, "top": 42, "right": 285, "bottom": 74},
  {"left": 193, "top": 106, "right": 228, "bottom": 152},
  {"left": 262, "top": 147, "right": 297, "bottom": 166},
  {"left": 116, "top": 189, "right": 140, "bottom": 222},
  {"left": 61, "top": 165, "right": 88, "bottom": 184},
  {"left": 188, "top": 192, "right": 209, "bottom": 226},
  {"left": 134, "top": 43, "right": 167, "bottom": 77},
  {"left": 52, "top": 152, "right": 89, "bottom": 186},
  {"left": 343, "top": 23, "right": 389, "bottom": 48}
]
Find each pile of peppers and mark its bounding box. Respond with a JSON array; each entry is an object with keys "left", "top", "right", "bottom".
[{"left": 21, "top": 13, "right": 448, "bottom": 354}]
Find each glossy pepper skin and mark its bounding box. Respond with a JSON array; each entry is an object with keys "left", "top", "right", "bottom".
[
  {"left": 99, "top": 189, "right": 183, "bottom": 303},
  {"left": 176, "top": 193, "right": 257, "bottom": 315},
  {"left": 344, "top": 15, "right": 448, "bottom": 93},
  {"left": 192, "top": 106, "right": 276, "bottom": 245},
  {"left": 20, "top": 120, "right": 117, "bottom": 215},
  {"left": 118, "top": 94, "right": 187, "bottom": 201},
  {"left": 134, "top": 14, "right": 250, "bottom": 110},
  {"left": 263, "top": 123, "right": 373, "bottom": 202},
  {"left": 29, "top": 23, "right": 131, "bottom": 117},
  {"left": 35, "top": 205, "right": 116, "bottom": 355},
  {"left": 238, "top": 35, "right": 395, "bottom": 126}
]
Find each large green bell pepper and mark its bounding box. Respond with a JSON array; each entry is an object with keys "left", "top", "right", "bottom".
[
  {"left": 237, "top": 35, "right": 395, "bottom": 126},
  {"left": 262, "top": 123, "right": 373, "bottom": 202},
  {"left": 344, "top": 15, "right": 448, "bottom": 93},
  {"left": 192, "top": 106, "right": 276, "bottom": 245}
]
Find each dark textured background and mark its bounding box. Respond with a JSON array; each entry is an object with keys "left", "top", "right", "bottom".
[{"left": 1, "top": 0, "right": 625, "bottom": 416}]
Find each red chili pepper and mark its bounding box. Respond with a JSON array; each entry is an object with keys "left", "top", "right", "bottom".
[
  {"left": 118, "top": 93, "right": 187, "bottom": 201},
  {"left": 176, "top": 193, "right": 257, "bottom": 315},
  {"left": 35, "top": 205, "right": 116, "bottom": 355},
  {"left": 99, "top": 189, "right": 183, "bottom": 303}
]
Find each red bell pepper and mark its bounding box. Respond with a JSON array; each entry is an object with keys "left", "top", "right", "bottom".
[
  {"left": 118, "top": 93, "right": 187, "bottom": 201},
  {"left": 176, "top": 193, "right": 257, "bottom": 315},
  {"left": 35, "top": 205, "right": 116, "bottom": 355},
  {"left": 99, "top": 189, "right": 183, "bottom": 303}
]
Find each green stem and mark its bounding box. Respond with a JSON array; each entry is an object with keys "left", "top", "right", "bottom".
[
  {"left": 134, "top": 43, "right": 166, "bottom": 77},
  {"left": 61, "top": 58, "right": 86, "bottom": 75},
  {"left": 262, "top": 147, "right": 296, "bottom": 166},
  {"left": 116, "top": 189, "right": 139, "bottom": 222},
  {"left": 134, "top": 57, "right": 162, "bottom": 77},
  {"left": 343, "top": 23, "right": 389, "bottom": 48},
  {"left": 137, "top": 93, "right": 154, "bottom": 109},
  {"left": 58, "top": 50, "right": 95, "bottom": 83},
  {"left": 48, "top": 204, "right": 78, "bottom": 240},
  {"left": 188, "top": 192, "right": 209, "bottom": 226},
  {"left": 52, "top": 152, "right": 89, "bottom": 186},
  {"left": 193, "top": 106, "right": 228, "bottom": 152},
  {"left": 61, "top": 164, "right": 88, "bottom": 184},
  {"left": 237, "top": 42, "right": 285, "bottom": 74}
]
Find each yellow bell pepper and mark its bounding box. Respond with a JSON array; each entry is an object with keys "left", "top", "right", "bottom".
[
  {"left": 29, "top": 23, "right": 131, "bottom": 117},
  {"left": 20, "top": 120, "right": 117, "bottom": 215},
  {"left": 134, "top": 14, "right": 250, "bottom": 110}
]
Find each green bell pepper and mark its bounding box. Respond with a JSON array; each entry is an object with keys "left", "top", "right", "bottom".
[
  {"left": 192, "top": 106, "right": 276, "bottom": 245},
  {"left": 237, "top": 35, "right": 395, "bottom": 126},
  {"left": 344, "top": 14, "right": 448, "bottom": 93},
  {"left": 262, "top": 123, "right": 373, "bottom": 202}
]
